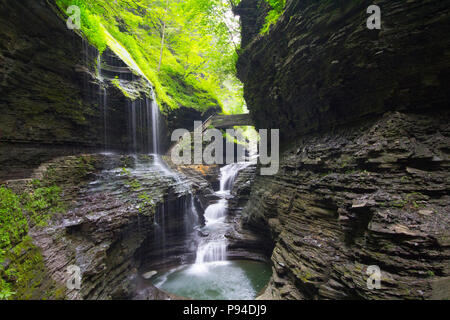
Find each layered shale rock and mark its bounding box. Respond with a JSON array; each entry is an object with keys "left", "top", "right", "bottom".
[
  {"left": 243, "top": 111, "right": 449, "bottom": 299},
  {"left": 0, "top": 1, "right": 114, "bottom": 148},
  {"left": 25, "top": 154, "right": 199, "bottom": 299},
  {"left": 226, "top": 164, "right": 273, "bottom": 262},
  {"left": 236, "top": 0, "right": 450, "bottom": 142},
  {"left": 0, "top": 0, "right": 172, "bottom": 181},
  {"left": 235, "top": 0, "right": 450, "bottom": 299}
]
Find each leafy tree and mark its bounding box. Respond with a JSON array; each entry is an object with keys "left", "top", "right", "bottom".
[{"left": 56, "top": 0, "right": 245, "bottom": 114}]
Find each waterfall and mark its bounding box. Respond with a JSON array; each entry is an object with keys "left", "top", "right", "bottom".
[
  {"left": 190, "top": 162, "right": 250, "bottom": 273},
  {"left": 195, "top": 240, "right": 227, "bottom": 264},
  {"left": 151, "top": 90, "right": 160, "bottom": 154},
  {"left": 102, "top": 88, "right": 108, "bottom": 151},
  {"left": 146, "top": 98, "right": 152, "bottom": 154},
  {"left": 219, "top": 162, "right": 252, "bottom": 193},
  {"left": 194, "top": 199, "right": 228, "bottom": 265},
  {"left": 147, "top": 91, "right": 175, "bottom": 177},
  {"left": 97, "top": 54, "right": 108, "bottom": 151},
  {"left": 185, "top": 194, "right": 199, "bottom": 234},
  {"left": 131, "top": 100, "right": 138, "bottom": 153}
]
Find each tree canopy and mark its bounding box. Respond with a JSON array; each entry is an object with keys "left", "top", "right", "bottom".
[{"left": 56, "top": 0, "right": 245, "bottom": 114}]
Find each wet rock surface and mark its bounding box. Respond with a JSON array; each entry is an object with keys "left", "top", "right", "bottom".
[
  {"left": 25, "top": 153, "right": 198, "bottom": 299},
  {"left": 227, "top": 164, "right": 273, "bottom": 262},
  {"left": 235, "top": 0, "right": 450, "bottom": 300},
  {"left": 0, "top": 0, "right": 173, "bottom": 180},
  {"left": 242, "top": 112, "right": 450, "bottom": 299},
  {"left": 0, "top": 0, "right": 107, "bottom": 147}
]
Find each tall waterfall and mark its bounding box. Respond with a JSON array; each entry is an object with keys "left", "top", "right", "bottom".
[
  {"left": 88, "top": 45, "right": 203, "bottom": 275},
  {"left": 131, "top": 100, "right": 137, "bottom": 153},
  {"left": 124, "top": 94, "right": 159, "bottom": 155},
  {"left": 151, "top": 90, "right": 159, "bottom": 154},
  {"left": 97, "top": 55, "right": 108, "bottom": 151}
]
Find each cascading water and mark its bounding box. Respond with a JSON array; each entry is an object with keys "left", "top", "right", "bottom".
[
  {"left": 138, "top": 88, "right": 198, "bottom": 266},
  {"left": 89, "top": 45, "right": 269, "bottom": 300},
  {"left": 193, "top": 199, "right": 228, "bottom": 266},
  {"left": 97, "top": 55, "right": 108, "bottom": 151},
  {"left": 219, "top": 162, "right": 252, "bottom": 193},
  {"left": 151, "top": 161, "right": 272, "bottom": 300},
  {"left": 190, "top": 162, "right": 253, "bottom": 273},
  {"left": 131, "top": 100, "right": 137, "bottom": 153}
]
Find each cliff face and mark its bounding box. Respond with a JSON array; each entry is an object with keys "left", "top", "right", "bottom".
[
  {"left": 0, "top": 0, "right": 215, "bottom": 182},
  {"left": 236, "top": 0, "right": 450, "bottom": 142},
  {"left": 20, "top": 153, "right": 197, "bottom": 300},
  {"left": 236, "top": 0, "right": 450, "bottom": 299},
  {"left": 0, "top": 0, "right": 110, "bottom": 146},
  {"left": 0, "top": 0, "right": 126, "bottom": 181}
]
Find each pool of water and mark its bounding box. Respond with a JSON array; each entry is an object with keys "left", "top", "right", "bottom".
[{"left": 152, "top": 260, "right": 272, "bottom": 300}]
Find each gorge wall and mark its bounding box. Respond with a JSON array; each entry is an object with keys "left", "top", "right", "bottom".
[
  {"left": 0, "top": 0, "right": 134, "bottom": 181},
  {"left": 0, "top": 0, "right": 218, "bottom": 182},
  {"left": 236, "top": 0, "right": 450, "bottom": 299},
  {"left": 0, "top": 0, "right": 220, "bottom": 300}
]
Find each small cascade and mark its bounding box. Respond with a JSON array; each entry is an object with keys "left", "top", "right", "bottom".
[
  {"left": 185, "top": 194, "right": 199, "bottom": 234},
  {"left": 81, "top": 38, "right": 89, "bottom": 93},
  {"left": 146, "top": 98, "right": 152, "bottom": 154},
  {"left": 153, "top": 202, "right": 167, "bottom": 259},
  {"left": 204, "top": 199, "right": 227, "bottom": 223},
  {"left": 195, "top": 241, "right": 227, "bottom": 265},
  {"left": 190, "top": 162, "right": 251, "bottom": 273},
  {"left": 123, "top": 88, "right": 164, "bottom": 156},
  {"left": 219, "top": 162, "right": 252, "bottom": 193},
  {"left": 193, "top": 199, "right": 228, "bottom": 267}
]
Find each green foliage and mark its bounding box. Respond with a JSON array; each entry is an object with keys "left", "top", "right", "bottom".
[
  {"left": 0, "top": 280, "right": 15, "bottom": 300},
  {"left": 0, "top": 185, "right": 64, "bottom": 300},
  {"left": 21, "top": 186, "right": 63, "bottom": 227},
  {"left": 56, "top": 0, "right": 244, "bottom": 114},
  {"left": 57, "top": 0, "right": 107, "bottom": 51},
  {"left": 0, "top": 188, "right": 27, "bottom": 254},
  {"left": 260, "top": 0, "right": 286, "bottom": 35},
  {"left": 137, "top": 192, "right": 155, "bottom": 214},
  {"left": 121, "top": 167, "right": 132, "bottom": 176}
]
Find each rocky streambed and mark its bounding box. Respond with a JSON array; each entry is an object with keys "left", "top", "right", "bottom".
[{"left": 3, "top": 152, "right": 272, "bottom": 300}]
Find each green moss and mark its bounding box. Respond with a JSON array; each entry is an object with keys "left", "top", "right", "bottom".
[
  {"left": 0, "top": 185, "right": 66, "bottom": 300},
  {"left": 43, "top": 155, "right": 96, "bottom": 187},
  {"left": 137, "top": 192, "right": 156, "bottom": 216},
  {"left": 293, "top": 267, "right": 313, "bottom": 283}
]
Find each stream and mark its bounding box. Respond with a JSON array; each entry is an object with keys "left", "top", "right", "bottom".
[
  {"left": 150, "top": 162, "right": 272, "bottom": 300},
  {"left": 93, "top": 54, "right": 272, "bottom": 300}
]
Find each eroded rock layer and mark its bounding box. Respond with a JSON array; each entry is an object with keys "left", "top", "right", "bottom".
[
  {"left": 236, "top": 0, "right": 450, "bottom": 299},
  {"left": 242, "top": 112, "right": 449, "bottom": 299},
  {"left": 26, "top": 154, "right": 200, "bottom": 300},
  {"left": 236, "top": 0, "right": 450, "bottom": 142}
]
